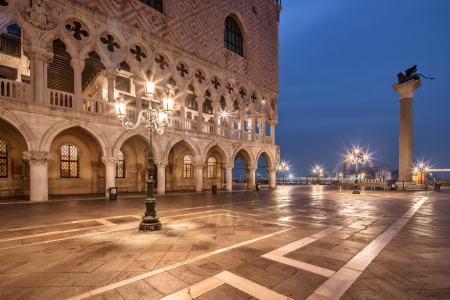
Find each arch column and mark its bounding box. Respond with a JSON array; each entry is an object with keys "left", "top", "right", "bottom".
[
  {"left": 134, "top": 77, "right": 144, "bottom": 114},
  {"left": 105, "top": 69, "right": 117, "bottom": 116},
  {"left": 23, "top": 152, "right": 54, "bottom": 202},
  {"left": 268, "top": 120, "right": 277, "bottom": 145},
  {"left": 197, "top": 97, "right": 205, "bottom": 133},
  {"left": 247, "top": 166, "right": 256, "bottom": 190},
  {"left": 28, "top": 48, "right": 53, "bottom": 104},
  {"left": 180, "top": 105, "right": 186, "bottom": 129},
  {"left": 155, "top": 162, "right": 167, "bottom": 195},
  {"left": 195, "top": 164, "right": 204, "bottom": 192},
  {"left": 239, "top": 110, "right": 245, "bottom": 140},
  {"left": 225, "top": 164, "right": 233, "bottom": 191},
  {"left": 251, "top": 115, "right": 256, "bottom": 142},
  {"left": 260, "top": 117, "right": 266, "bottom": 143},
  {"left": 267, "top": 167, "right": 277, "bottom": 190},
  {"left": 212, "top": 102, "right": 221, "bottom": 135},
  {"left": 71, "top": 59, "right": 85, "bottom": 111},
  {"left": 102, "top": 156, "right": 118, "bottom": 198}
]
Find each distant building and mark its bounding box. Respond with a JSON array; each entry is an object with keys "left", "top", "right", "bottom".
[{"left": 344, "top": 166, "right": 392, "bottom": 180}]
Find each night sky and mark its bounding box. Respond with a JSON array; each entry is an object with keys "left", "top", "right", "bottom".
[{"left": 270, "top": 0, "right": 450, "bottom": 179}]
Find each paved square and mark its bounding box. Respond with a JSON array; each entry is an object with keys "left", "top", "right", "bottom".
[{"left": 0, "top": 186, "right": 449, "bottom": 300}]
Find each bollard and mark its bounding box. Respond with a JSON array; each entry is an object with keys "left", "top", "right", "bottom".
[
  {"left": 212, "top": 185, "right": 217, "bottom": 194},
  {"left": 108, "top": 187, "right": 118, "bottom": 200}
]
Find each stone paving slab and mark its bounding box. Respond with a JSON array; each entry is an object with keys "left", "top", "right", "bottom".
[{"left": 0, "top": 187, "right": 448, "bottom": 299}]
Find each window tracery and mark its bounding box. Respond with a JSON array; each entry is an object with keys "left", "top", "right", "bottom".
[
  {"left": 183, "top": 154, "right": 193, "bottom": 178},
  {"left": 224, "top": 16, "right": 243, "bottom": 57},
  {"left": 116, "top": 150, "right": 125, "bottom": 178},
  {"left": 207, "top": 157, "right": 216, "bottom": 179},
  {"left": 60, "top": 144, "right": 79, "bottom": 178},
  {"left": 138, "top": 0, "right": 163, "bottom": 13},
  {"left": 0, "top": 139, "right": 7, "bottom": 178}
]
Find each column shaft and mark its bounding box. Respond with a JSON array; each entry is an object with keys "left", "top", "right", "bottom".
[
  {"left": 399, "top": 98, "right": 413, "bottom": 181},
  {"left": 156, "top": 163, "right": 166, "bottom": 195},
  {"left": 71, "top": 59, "right": 85, "bottom": 111},
  {"left": 251, "top": 117, "right": 256, "bottom": 142},
  {"left": 196, "top": 167, "right": 203, "bottom": 192},
  {"left": 226, "top": 167, "right": 233, "bottom": 191},
  {"left": 180, "top": 106, "right": 186, "bottom": 129},
  {"left": 134, "top": 78, "right": 144, "bottom": 114},
  {"left": 102, "top": 157, "right": 118, "bottom": 198},
  {"left": 23, "top": 152, "right": 53, "bottom": 202},
  {"left": 268, "top": 169, "right": 277, "bottom": 189},
  {"left": 34, "top": 58, "right": 44, "bottom": 103}
]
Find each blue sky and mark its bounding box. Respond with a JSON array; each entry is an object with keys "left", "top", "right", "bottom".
[{"left": 270, "top": 0, "right": 450, "bottom": 178}]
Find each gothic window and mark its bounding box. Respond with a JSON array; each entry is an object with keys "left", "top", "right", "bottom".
[
  {"left": 203, "top": 99, "right": 213, "bottom": 114},
  {"left": 186, "top": 85, "right": 198, "bottom": 110},
  {"left": 0, "top": 24, "right": 21, "bottom": 57},
  {"left": 183, "top": 154, "right": 193, "bottom": 179},
  {"left": 233, "top": 100, "right": 240, "bottom": 110},
  {"left": 116, "top": 150, "right": 125, "bottom": 178},
  {"left": 207, "top": 157, "right": 216, "bottom": 179},
  {"left": 224, "top": 16, "right": 243, "bottom": 57},
  {"left": 220, "top": 96, "right": 227, "bottom": 110},
  {"left": 0, "top": 139, "right": 7, "bottom": 178},
  {"left": 60, "top": 144, "right": 79, "bottom": 178},
  {"left": 115, "top": 75, "right": 130, "bottom": 93},
  {"left": 138, "top": 0, "right": 163, "bottom": 13}
]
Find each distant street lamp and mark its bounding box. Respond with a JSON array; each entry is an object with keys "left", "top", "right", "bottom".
[
  {"left": 278, "top": 162, "right": 289, "bottom": 185},
  {"left": 115, "top": 82, "right": 175, "bottom": 231},
  {"left": 414, "top": 162, "right": 429, "bottom": 190},
  {"left": 312, "top": 165, "right": 323, "bottom": 185},
  {"left": 361, "top": 173, "right": 366, "bottom": 181},
  {"left": 346, "top": 148, "right": 370, "bottom": 194}
]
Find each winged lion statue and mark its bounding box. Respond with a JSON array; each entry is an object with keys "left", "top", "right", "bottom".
[{"left": 397, "top": 65, "right": 434, "bottom": 84}]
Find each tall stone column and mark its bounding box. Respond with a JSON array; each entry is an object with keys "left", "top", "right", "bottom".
[
  {"left": 134, "top": 77, "right": 144, "bottom": 114},
  {"left": 247, "top": 166, "right": 256, "bottom": 190},
  {"left": 240, "top": 111, "right": 245, "bottom": 140},
  {"left": 260, "top": 117, "right": 266, "bottom": 143},
  {"left": 102, "top": 156, "right": 118, "bottom": 198},
  {"left": 195, "top": 164, "right": 204, "bottom": 192},
  {"left": 392, "top": 80, "right": 421, "bottom": 185},
  {"left": 105, "top": 69, "right": 117, "bottom": 116},
  {"left": 23, "top": 152, "right": 54, "bottom": 202},
  {"left": 197, "top": 97, "right": 205, "bottom": 133},
  {"left": 268, "top": 167, "right": 277, "bottom": 189},
  {"left": 225, "top": 165, "right": 233, "bottom": 191},
  {"left": 212, "top": 102, "right": 221, "bottom": 135},
  {"left": 251, "top": 115, "right": 256, "bottom": 142},
  {"left": 155, "top": 162, "right": 167, "bottom": 195},
  {"left": 71, "top": 59, "right": 85, "bottom": 111}
]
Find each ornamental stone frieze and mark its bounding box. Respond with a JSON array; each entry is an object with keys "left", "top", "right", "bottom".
[
  {"left": 22, "top": 0, "right": 59, "bottom": 30},
  {"left": 23, "top": 151, "right": 54, "bottom": 165}
]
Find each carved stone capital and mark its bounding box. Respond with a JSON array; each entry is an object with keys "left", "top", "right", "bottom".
[
  {"left": 155, "top": 161, "right": 168, "bottom": 168},
  {"left": 267, "top": 120, "right": 278, "bottom": 126},
  {"left": 102, "top": 156, "right": 118, "bottom": 165},
  {"left": 225, "top": 164, "right": 234, "bottom": 170},
  {"left": 105, "top": 69, "right": 118, "bottom": 80},
  {"left": 196, "top": 96, "right": 205, "bottom": 105},
  {"left": 28, "top": 48, "right": 54, "bottom": 63},
  {"left": 194, "top": 164, "right": 205, "bottom": 170},
  {"left": 211, "top": 101, "right": 221, "bottom": 110},
  {"left": 267, "top": 167, "right": 277, "bottom": 173},
  {"left": 71, "top": 59, "right": 86, "bottom": 71},
  {"left": 23, "top": 152, "right": 54, "bottom": 166},
  {"left": 392, "top": 80, "right": 421, "bottom": 100}
]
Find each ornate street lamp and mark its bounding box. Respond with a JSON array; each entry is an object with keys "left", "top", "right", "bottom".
[
  {"left": 414, "top": 162, "right": 429, "bottom": 190},
  {"left": 115, "top": 82, "right": 175, "bottom": 231},
  {"left": 346, "top": 148, "right": 370, "bottom": 194},
  {"left": 312, "top": 165, "right": 323, "bottom": 185},
  {"left": 278, "top": 161, "right": 289, "bottom": 185}
]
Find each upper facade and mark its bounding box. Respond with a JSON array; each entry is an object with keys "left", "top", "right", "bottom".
[{"left": 71, "top": 0, "right": 282, "bottom": 92}]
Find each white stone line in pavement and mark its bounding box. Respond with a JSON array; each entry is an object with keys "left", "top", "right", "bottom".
[
  {"left": 307, "top": 196, "right": 429, "bottom": 300},
  {"left": 161, "top": 277, "right": 225, "bottom": 300},
  {"left": 65, "top": 225, "right": 296, "bottom": 300},
  {"left": 262, "top": 226, "right": 342, "bottom": 277}
]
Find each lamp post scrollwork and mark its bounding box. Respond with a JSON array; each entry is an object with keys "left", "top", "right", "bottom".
[{"left": 346, "top": 148, "right": 370, "bottom": 195}]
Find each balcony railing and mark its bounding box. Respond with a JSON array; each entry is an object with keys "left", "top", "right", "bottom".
[
  {"left": 203, "top": 122, "right": 213, "bottom": 134},
  {"left": 232, "top": 129, "right": 240, "bottom": 139},
  {"left": 185, "top": 119, "right": 197, "bottom": 131},
  {"left": 49, "top": 89, "right": 73, "bottom": 108},
  {"left": 83, "top": 96, "right": 107, "bottom": 114},
  {"left": 168, "top": 115, "right": 180, "bottom": 128},
  {"left": 0, "top": 78, "right": 28, "bottom": 101}
]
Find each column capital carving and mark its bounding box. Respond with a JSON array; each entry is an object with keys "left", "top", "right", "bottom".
[
  {"left": 194, "top": 164, "right": 205, "bottom": 170},
  {"left": 102, "top": 156, "right": 118, "bottom": 165},
  {"left": 28, "top": 49, "right": 54, "bottom": 63},
  {"left": 225, "top": 164, "right": 234, "bottom": 170},
  {"left": 392, "top": 80, "right": 421, "bottom": 100},
  {"left": 154, "top": 161, "right": 168, "bottom": 168},
  {"left": 267, "top": 120, "right": 278, "bottom": 126},
  {"left": 247, "top": 166, "right": 257, "bottom": 172},
  {"left": 23, "top": 152, "right": 54, "bottom": 166},
  {"left": 133, "top": 77, "right": 145, "bottom": 85},
  {"left": 267, "top": 167, "right": 278, "bottom": 172},
  {"left": 105, "top": 69, "right": 118, "bottom": 80},
  {"left": 212, "top": 101, "right": 221, "bottom": 110},
  {"left": 71, "top": 59, "right": 86, "bottom": 71},
  {"left": 196, "top": 96, "right": 206, "bottom": 105}
]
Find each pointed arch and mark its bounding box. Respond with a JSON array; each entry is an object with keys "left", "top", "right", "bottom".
[
  {"left": 255, "top": 148, "right": 275, "bottom": 168},
  {"left": 112, "top": 130, "right": 163, "bottom": 161},
  {"left": 39, "top": 119, "right": 111, "bottom": 156},
  {"left": 0, "top": 108, "right": 37, "bottom": 151},
  {"left": 202, "top": 141, "right": 230, "bottom": 165},
  {"left": 232, "top": 145, "right": 254, "bottom": 167},
  {"left": 163, "top": 136, "right": 201, "bottom": 161}
]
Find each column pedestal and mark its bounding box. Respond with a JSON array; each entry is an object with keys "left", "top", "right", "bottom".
[
  {"left": 102, "top": 157, "right": 118, "bottom": 198},
  {"left": 392, "top": 80, "right": 421, "bottom": 187},
  {"left": 23, "top": 152, "right": 54, "bottom": 202}
]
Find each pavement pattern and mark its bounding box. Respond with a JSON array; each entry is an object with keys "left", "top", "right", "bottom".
[{"left": 0, "top": 186, "right": 449, "bottom": 300}]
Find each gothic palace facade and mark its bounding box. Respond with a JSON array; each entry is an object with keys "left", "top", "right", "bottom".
[{"left": 0, "top": 0, "right": 281, "bottom": 201}]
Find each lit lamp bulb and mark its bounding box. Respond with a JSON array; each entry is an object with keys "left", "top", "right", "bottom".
[
  {"left": 158, "top": 111, "right": 168, "bottom": 124},
  {"left": 163, "top": 97, "right": 174, "bottom": 114},
  {"left": 145, "top": 81, "right": 155, "bottom": 96},
  {"left": 114, "top": 95, "right": 127, "bottom": 121},
  {"left": 355, "top": 148, "right": 359, "bottom": 154}
]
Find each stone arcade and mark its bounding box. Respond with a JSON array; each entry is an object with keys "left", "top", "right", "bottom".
[{"left": 0, "top": 0, "right": 282, "bottom": 201}]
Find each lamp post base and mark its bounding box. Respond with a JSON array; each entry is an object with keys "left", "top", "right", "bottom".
[
  {"left": 139, "top": 221, "right": 162, "bottom": 231},
  {"left": 352, "top": 189, "right": 360, "bottom": 194}
]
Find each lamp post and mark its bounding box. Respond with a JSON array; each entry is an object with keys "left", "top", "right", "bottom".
[
  {"left": 114, "top": 82, "right": 175, "bottom": 231},
  {"left": 414, "top": 163, "right": 429, "bottom": 190},
  {"left": 278, "top": 162, "right": 289, "bottom": 185},
  {"left": 312, "top": 165, "right": 323, "bottom": 185},
  {"left": 346, "top": 148, "right": 369, "bottom": 194}
]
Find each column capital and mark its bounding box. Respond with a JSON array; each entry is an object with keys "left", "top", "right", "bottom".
[
  {"left": 248, "top": 166, "right": 257, "bottom": 172},
  {"left": 105, "top": 69, "right": 118, "bottom": 80},
  {"left": 267, "top": 167, "right": 277, "bottom": 172},
  {"left": 194, "top": 164, "right": 205, "bottom": 170},
  {"left": 71, "top": 59, "right": 85, "bottom": 71},
  {"left": 392, "top": 80, "right": 421, "bottom": 100},
  {"left": 133, "top": 77, "right": 145, "bottom": 85},
  {"left": 23, "top": 152, "right": 54, "bottom": 166},
  {"left": 27, "top": 46, "right": 54, "bottom": 63},
  {"left": 267, "top": 120, "right": 278, "bottom": 126},
  {"left": 196, "top": 96, "right": 206, "bottom": 105},
  {"left": 212, "top": 101, "right": 222, "bottom": 110},
  {"left": 154, "top": 161, "right": 168, "bottom": 168},
  {"left": 102, "top": 156, "right": 118, "bottom": 165},
  {"left": 225, "top": 164, "right": 234, "bottom": 170}
]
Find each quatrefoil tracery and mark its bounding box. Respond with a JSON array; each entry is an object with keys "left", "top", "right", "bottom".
[
  {"left": 226, "top": 82, "right": 234, "bottom": 94},
  {"left": 239, "top": 87, "right": 246, "bottom": 98},
  {"left": 100, "top": 34, "right": 120, "bottom": 52},
  {"left": 155, "top": 55, "right": 169, "bottom": 70},
  {"left": 65, "top": 21, "right": 89, "bottom": 41},
  {"left": 176, "top": 63, "right": 189, "bottom": 77},
  {"left": 130, "top": 45, "right": 147, "bottom": 62},
  {"left": 212, "top": 77, "right": 221, "bottom": 89},
  {"left": 195, "top": 70, "right": 205, "bottom": 84}
]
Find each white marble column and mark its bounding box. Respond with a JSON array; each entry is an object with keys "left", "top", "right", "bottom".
[
  {"left": 212, "top": 102, "right": 220, "bottom": 135},
  {"left": 180, "top": 105, "right": 186, "bottom": 129},
  {"left": 102, "top": 156, "right": 118, "bottom": 198},
  {"left": 92, "top": 161, "right": 99, "bottom": 193},
  {"left": 71, "top": 59, "right": 85, "bottom": 111},
  {"left": 29, "top": 49, "right": 53, "bottom": 104},
  {"left": 197, "top": 97, "right": 205, "bottom": 133},
  {"left": 105, "top": 69, "right": 117, "bottom": 116},
  {"left": 225, "top": 165, "right": 233, "bottom": 191},
  {"left": 268, "top": 167, "right": 277, "bottom": 189},
  {"left": 392, "top": 80, "right": 421, "bottom": 183},
  {"left": 269, "top": 120, "right": 277, "bottom": 145},
  {"left": 134, "top": 77, "right": 144, "bottom": 114},
  {"left": 240, "top": 111, "right": 245, "bottom": 140},
  {"left": 155, "top": 162, "right": 167, "bottom": 195},
  {"left": 247, "top": 167, "right": 256, "bottom": 190},
  {"left": 23, "top": 152, "right": 54, "bottom": 202},
  {"left": 195, "top": 164, "right": 204, "bottom": 192},
  {"left": 261, "top": 117, "right": 266, "bottom": 144},
  {"left": 251, "top": 115, "right": 256, "bottom": 142}
]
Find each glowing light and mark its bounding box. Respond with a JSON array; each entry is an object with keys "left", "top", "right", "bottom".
[{"left": 145, "top": 81, "right": 155, "bottom": 96}]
